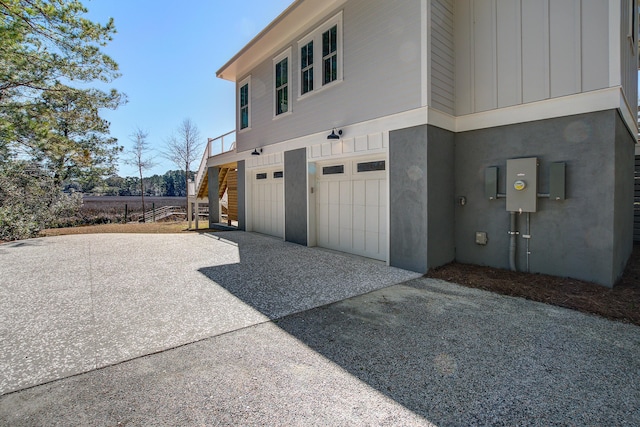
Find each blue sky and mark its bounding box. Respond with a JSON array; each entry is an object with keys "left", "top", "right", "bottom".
[{"left": 85, "top": 0, "right": 293, "bottom": 177}]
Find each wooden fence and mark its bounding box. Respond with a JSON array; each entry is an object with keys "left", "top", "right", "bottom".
[{"left": 635, "top": 155, "right": 640, "bottom": 242}]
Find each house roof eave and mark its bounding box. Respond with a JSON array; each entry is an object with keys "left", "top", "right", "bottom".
[{"left": 216, "top": 0, "right": 346, "bottom": 82}]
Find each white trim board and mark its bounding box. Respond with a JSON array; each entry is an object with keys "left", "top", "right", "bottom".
[
  {"left": 452, "top": 87, "right": 637, "bottom": 135},
  {"left": 208, "top": 86, "right": 636, "bottom": 170}
]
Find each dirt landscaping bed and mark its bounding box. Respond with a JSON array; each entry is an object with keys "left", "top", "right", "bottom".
[
  {"left": 13, "top": 223, "right": 640, "bottom": 327},
  {"left": 427, "top": 244, "right": 640, "bottom": 326}
]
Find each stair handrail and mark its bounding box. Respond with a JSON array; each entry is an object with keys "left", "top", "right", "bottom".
[{"left": 193, "top": 130, "right": 236, "bottom": 197}]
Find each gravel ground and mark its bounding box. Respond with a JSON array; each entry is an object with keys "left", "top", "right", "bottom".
[
  {"left": 1, "top": 276, "right": 639, "bottom": 426},
  {"left": 1, "top": 232, "right": 639, "bottom": 426}
]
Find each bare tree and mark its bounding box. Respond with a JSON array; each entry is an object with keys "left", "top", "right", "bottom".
[
  {"left": 125, "top": 128, "right": 156, "bottom": 222},
  {"left": 163, "top": 118, "right": 204, "bottom": 209}
]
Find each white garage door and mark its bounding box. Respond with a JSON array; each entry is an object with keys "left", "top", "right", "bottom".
[
  {"left": 317, "top": 159, "right": 387, "bottom": 261},
  {"left": 252, "top": 169, "right": 284, "bottom": 238}
]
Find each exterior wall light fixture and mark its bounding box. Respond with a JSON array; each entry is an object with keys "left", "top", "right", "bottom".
[
  {"left": 251, "top": 148, "right": 263, "bottom": 155},
  {"left": 327, "top": 129, "right": 343, "bottom": 140}
]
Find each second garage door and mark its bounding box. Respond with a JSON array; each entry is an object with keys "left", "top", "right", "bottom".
[
  {"left": 252, "top": 169, "right": 284, "bottom": 238},
  {"left": 316, "top": 159, "right": 387, "bottom": 261}
]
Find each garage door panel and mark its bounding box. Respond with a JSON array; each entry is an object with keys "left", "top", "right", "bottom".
[
  {"left": 339, "top": 228, "right": 353, "bottom": 248},
  {"left": 329, "top": 223, "right": 340, "bottom": 246},
  {"left": 365, "top": 208, "right": 379, "bottom": 233},
  {"left": 319, "top": 203, "right": 329, "bottom": 228},
  {"left": 339, "top": 203, "right": 352, "bottom": 229},
  {"left": 353, "top": 180, "right": 366, "bottom": 206},
  {"left": 353, "top": 229, "right": 366, "bottom": 251},
  {"left": 366, "top": 180, "right": 381, "bottom": 206},
  {"left": 379, "top": 205, "right": 387, "bottom": 234},
  {"left": 340, "top": 181, "right": 352, "bottom": 204},
  {"left": 353, "top": 205, "right": 366, "bottom": 231},
  {"left": 276, "top": 183, "right": 284, "bottom": 203},
  {"left": 366, "top": 231, "right": 380, "bottom": 254},
  {"left": 319, "top": 181, "right": 329, "bottom": 204},
  {"left": 329, "top": 181, "right": 340, "bottom": 204}
]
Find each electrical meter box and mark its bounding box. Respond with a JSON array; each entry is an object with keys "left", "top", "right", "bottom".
[{"left": 506, "top": 157, "right": 538, "bottom": 212}]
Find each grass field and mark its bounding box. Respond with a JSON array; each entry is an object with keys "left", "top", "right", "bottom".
[
  {"left": 80, "top": 196, "right": 187, "bottom": 224},
  {"left": 39, "top": 221, "right": 194, "bottom": 236}
]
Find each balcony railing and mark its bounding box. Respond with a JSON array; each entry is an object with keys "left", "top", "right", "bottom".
[{"left": 192, "top": 130, "right": 236, "bottom": 197}]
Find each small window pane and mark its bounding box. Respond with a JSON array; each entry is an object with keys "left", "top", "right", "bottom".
[
  {"left": 330, "top": 26, "right": 337, "bottom": 53},
  {"left": 357, "top": 161, "right": 386, "bottom": 172},
  {"left": 240, "top": 84, "right": 248, "bottom": 107},
  {"left": 301, "top": 42, "right": 313, "bottom": 68},
  {"left": 240, "top": 109, "right": 248, "bottom": 129},
  {"left": 276, "top": 88, "right": 288, "bottom": 115},
  {"left": 302, "top": 68, "right": 313, "bottom": 94},
  {"left": 323, "top": 26, "right": 337, "bottom": 57},
  {"left": 256, "top": 173, "right": 267, "bottom": 180},
  {"left": 274, "top": 171, "right": 284, "bottom": 179},
  {"left": 301, "top": 41, "right": 314, "bottom": 95},
  {"left": 322, "top": 165, "right": 344, "bottom": 175}
]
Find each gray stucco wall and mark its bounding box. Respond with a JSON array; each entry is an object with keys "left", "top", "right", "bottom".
[
  {"left": 613, "top": 113, "right": 635, "bottom": 284},
  {"left": 427, "top": 126, "right": 456, "bottom": 269},
  {"left": 208, "top": 167, "right": 220, "bottom": 228},
  {"left": 455, "top": 109, "right": 634, "bottom": 287},
  {"left": 237, "top": 160, "right": 246, "bottom": 231},
  {"left": 389, "top": 125, "right": 455, "bottom": 273},
  {"left": 284, "top": 148, "right": 307, "bottom": 245}
]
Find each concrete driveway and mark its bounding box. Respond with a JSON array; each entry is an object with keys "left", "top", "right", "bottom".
[{"left": 1, "top": 232, "right": 639, "bottom": 426}]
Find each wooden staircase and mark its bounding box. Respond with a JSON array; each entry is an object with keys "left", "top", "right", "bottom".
[{"left": 218, "top": 166, "right": 238, "bottom": 223}]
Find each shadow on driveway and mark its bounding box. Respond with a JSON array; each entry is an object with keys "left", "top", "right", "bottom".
[
  {"left": 197, "top": 232, "right": 418, "bottom": 319},
  {"left": 201, "top": 234, "right": 640, "bottom": 425}
]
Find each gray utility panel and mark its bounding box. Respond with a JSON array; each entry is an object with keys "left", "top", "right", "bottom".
[{"left": 506, "top": 157, "right": 538, "bottom": 212}]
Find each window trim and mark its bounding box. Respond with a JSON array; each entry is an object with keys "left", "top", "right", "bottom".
[
  {"left": 238, "top": 76, "right": 251, "bottom": 132},
  {"left": 273, "top": 48, "right": 292, "bottom": 119},
  {"left": 297, "top": 11, "right": 343, "bottom": 100}
]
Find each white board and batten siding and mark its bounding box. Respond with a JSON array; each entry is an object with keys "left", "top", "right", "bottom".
[{"left": 454, "top": 0, "right": 611, "bottom": 116}]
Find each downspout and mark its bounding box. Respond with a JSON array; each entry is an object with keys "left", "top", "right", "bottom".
[{"left": 509, "top": 211, "right": 518, "bottom": 271}]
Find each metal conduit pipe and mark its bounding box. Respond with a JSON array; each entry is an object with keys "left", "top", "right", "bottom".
[
  {"left": 526, "top": 213, "right": 531, "bottom": 273},
  {"left": 509, "top": 211, "right": 518, "bottom": 271}
]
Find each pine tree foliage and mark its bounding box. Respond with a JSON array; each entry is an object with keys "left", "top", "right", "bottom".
[{"left": 0, "top": 0, "right": 125, "bottom": 239}]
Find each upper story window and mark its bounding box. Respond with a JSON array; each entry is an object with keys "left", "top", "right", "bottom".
[
  {"left": 300, "top": 41, "right": 314, "bottom": 95},
  {"left": 297, "top": 12, "right": 343, "bottom": 98},
  {"left": 239, "top": 76, "right": 250, "bottom": 130},
  {"left": 273, "top": 49, "right": 291, "bottom": 117}
]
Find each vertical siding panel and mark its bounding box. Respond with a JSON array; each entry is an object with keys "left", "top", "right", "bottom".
[
  {"left": 521, "top": 0, "right": 550, "bottom": 103},
  {"left": 582, "top": 0, "right": 609, "bottom": 91},
  {"left": 431, "top": 0, "right": 455, "bottom": 114},
  {"left": 455, "top": 0, "right": 473, "bottom": 115},
  {"left": 496, "top": 0, "right": 522, "bottom": 108},
  {"left": 549, "top": 0, "right": 581, "bottom": 97},
  {"left": 473, "top": 0, "right": 498, "bottom": 112}
]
